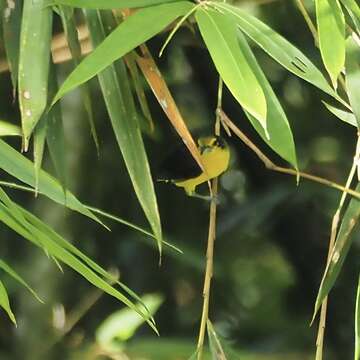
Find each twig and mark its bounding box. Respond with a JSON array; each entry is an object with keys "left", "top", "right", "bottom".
[
  {"left": 315, "top": 136, "right": 360, "bottom": 359},
  {"left": 218, "top": 110, "right": 360, "bottom": 200},
  {"left": 197, "top": 76, "right": 223, "bottom": 360}
]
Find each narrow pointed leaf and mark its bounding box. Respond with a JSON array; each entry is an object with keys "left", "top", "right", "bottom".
[
  {"left": 323, "top": 101, "right": 357, "bottom": 126},
  {"left": 0, "top": 121, "right": 21, "bottom": 137},
  {"left": 196, "top": 8, "right": 267, "bottom": 132},
  {"left": 340, "top": 0, "right": 360, "bottom": 34},
  {"left": 58, "top": 5, "right": 99, "bottom": 152},
  {"left": 315, "top": 0, "right": 345, "bottom": 88},
  {"left": 0, "top": 280, "right": 16, "bottom": 325},
  {"left": 47, "top": 0, "right": 183, "bottom": 9},
  {"left": 313, "top": 183, "right": 360, "bottom": 320},
  {"left": 236, "top": 30, "right": 297, "bottom": 168},
  {"left": 85, "top": 10, "right": 162, "bottom": 251},
  {"left": 52, "top": 1, "right": 194, "bottom": 105},
  {"left": 0, "top": 200, "right": 157, "bottom": 332},
  {"left": 355, "top": 274, "right": 360, "bottom": 360},
  {"left": 18, "top": 0, "right": 53, "bottom": 149},
  {"left": 0, "top": 139, "right": 102, "bottom": 225},
  {"left": 33, "top": 116, "right": 48, "bottom": 193},
  {"left": 2, "top": 0, "right": 22, "bottom": 90},
  {"left": 345, "top": 35, "right": 360, "bottom": 126},
  {"left": 0, "top": 259, "right": 43, "bottom": 303},
  {"left": 213, "top": 2, "right": 346, "bottom": 105},
  {"left": 207, "top": 320, "right": 228, "bottom": 360}
]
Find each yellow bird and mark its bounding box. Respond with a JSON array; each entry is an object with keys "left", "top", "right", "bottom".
[{"left": 158, "top": 136, "right": 230, "bottom": 196}]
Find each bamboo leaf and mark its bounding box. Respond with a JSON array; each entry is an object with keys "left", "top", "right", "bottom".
[
  {"left": 195, "top": 8, "right": 268, "bottom": 133},
  {"left": 356, "top": 274, "right": 360, "bottom": 360},
  {"left": 315, "top": 0, "right": 345, "bottom": 88},
  {"left": 207, "top": 320, "right": 227, "bottom": 360},
  {"left": 2, "top": 0, "right": 22, "bottom": 90},
  {"left": 0, "top": 120, "right": 21, "bottom": 137},
  {"left": 0, "top": 199, "right": 157, "bottom": 332},
  {"left": 323, "top": 101, "right": 357, "bottom": 126},
  {"left": 0, "top": 259, "right": 43, "bottom": 303},
  {"left": 0, "top": 280, "right": 16, "bottom": 325},
  {"left": 85, "top": 10, "right": 162, "bottom": 252},
  {"left": 52, "top": 1, "right": 194, "bottom": 105},
  {"left": 58, "top": 5, "right": 100, "bottom": 152},
  {"left": 312, "top": 183, "right": 360, "bottom": 320},
  {"left": 345, "top": 34, "right": 360, "bottom": 126},
  {"left": 340, "top": 0, "right": 360, "bottom": 34},
  {"left": 18, "top": 0, "right": 53, "bottom": 150},
  {"left": 33, "top": 115, "right": 48, "bottom": 193},
  {"left": 47, "top": 0, "right": 183, "bottom": 9},
  {"left": 212, "top": 2, "right": 346, "bottom": 106},
  {"left": 236, "top": 30, "right": 297, "bottom": 168},
  {"left": 135, "top": 47, "right": 204, "bottom": 172},
  {"left": 0, "top": 139, "right": 103, "bottom": 226}
]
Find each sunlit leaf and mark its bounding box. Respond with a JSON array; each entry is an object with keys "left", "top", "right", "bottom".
[
  {"left": 236, "top": 30, "right": 297, "bottom": 168},
  {"left": 312, "top": 183, "right": 360, "bottom": 320},
  {"left": 18, "top": 0, "right": 53, "bottom": 150},
  {"left": 85, "top": 9, "right": 162, "bottom": 252},
  {"left": 212, "top": 2, "right": 347, "bottom": 107},
  {"left": 96, "top": 293, "right": 163, "bottom": 350},
  {"left": 0, "top": 120, "right": 21, "bottom": 137},
  {"left": 340, "top": 0, "right": 360, "bottom": 34},
  {"left": 52, "top": 1, "right": 194, "bottom": 105},
  {"left": 345, "top": 34, "right": 360, "bottom": 126},
  {"left": 0, "top": 259, "right": 43, "bottom": 303},
  {"left": 315, "top": 0, "right": 345, "bottom": 88},
  {"left": 0, "top": 139, "right": 103, "bottom": 225},
  {"left": 47, "top": 0, "right": 183, "bottom": 9},
  {"left": 323, "top": 101, "right": 357, "bottom": 126},
  {"left": 0, "top": 280, "right": 16, "bottom": 325},
  {"left": 196, "top": 7, "right": 268, "bottom": 133}
]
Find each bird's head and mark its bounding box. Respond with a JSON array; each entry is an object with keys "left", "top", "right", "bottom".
[{"left": 198, "top": 136, "right": 228, "bottom": 154}]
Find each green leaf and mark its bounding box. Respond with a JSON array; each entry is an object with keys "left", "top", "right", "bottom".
[
  {"left": 315, "top": 0, "right": 345, "bottom": 88},
  {"left": 345, "top": 35, "right": 360, "bottom": 126},
  {"left": 33, "top": 115, "right": 48, "bottom": 194},
  {"left": 323, "top": 101, "right": 357, "bottom": 126},
  {"left": 96, "top": 293, "right": 163, "bottom": 350},
  {"left": 85, "top": 10, "right": 162, "bottom": 252},
  {"left": 2, "top": 0, "right": 22, "bottom": 90},
  {"left": 18, "top": 0, "right": 53, "bottom": 150},
  {"left": 52, "top": 1, "right": 194, "bottom": 104},
  {"left": 212, "top": 2, "right": 346, "bottom": 106},
  {"left": 46, "top": 65, "right": 67, "bottom": 193},
  {"left": 356, "top": 274, "right": 360, "bottom": 360},
  {"left": 0, "top": 120, "right": 21, "bottom": 137},
  {"left": 196, "top": 8, "right": 267, "bottom": 133},
  {"left": 207, "top": 320, "right": 227, "bottom": 360},
  {"left": 236, "top": 30, "right": 297, "bottom": 168},
  {"left": 341, "top": 0, "right": 360, "bottom": 34},
  {"left": 0, "top": 198, "right": 157, "bottom": 332},
  {"left": 0, "top": 280, "right": 16, "bottom": 325},
  {"left": 0, "top": 139, "right": 103, "bottom": 226},
  {"left": 58, "top": 5, "right": 100, "bottom": 152},
  {"left": 48, "top": 0, "right": 182, "bottom": 8},
  {"left": 0, "top": 259, "right": 43, "bottom": 303},
  {"left": 312, "top": 183, "right": 360, "bottom": 320}
]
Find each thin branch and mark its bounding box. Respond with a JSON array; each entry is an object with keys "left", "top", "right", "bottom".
[
  {"left": 218, "top": 110, "right": 360, "bottom": 200},
  {"left": 315, "top": 136, "right": 360, "bottom": 359},
  {"left": 197, "top": 77, "right": 223, "bottom": 360}
]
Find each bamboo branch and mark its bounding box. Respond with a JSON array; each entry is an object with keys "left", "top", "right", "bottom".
[{"left": 218, "top": 110, "right": 360, "bottom": 200}]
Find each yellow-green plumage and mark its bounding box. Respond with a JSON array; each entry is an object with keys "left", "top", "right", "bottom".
[{"left": 160, "top": 136, "right": 230, "bottom": 196}]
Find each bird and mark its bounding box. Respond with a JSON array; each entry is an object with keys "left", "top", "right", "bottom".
[{"left": 158, "top": 135, "right": 230, "bottom": 198}]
